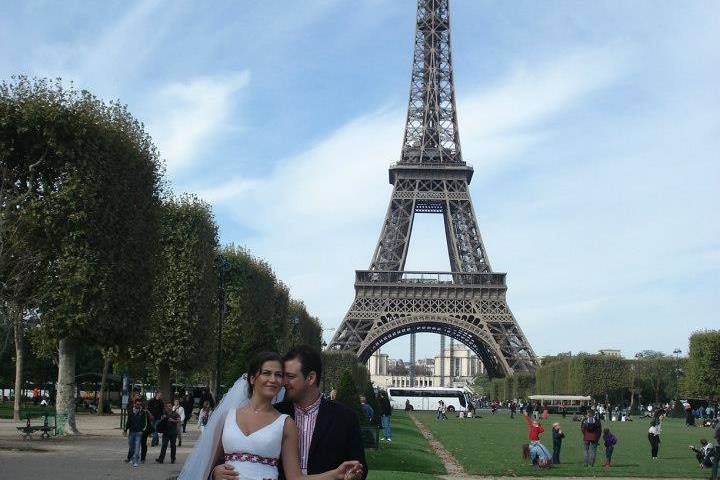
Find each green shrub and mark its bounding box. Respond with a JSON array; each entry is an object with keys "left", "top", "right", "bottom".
[{"left": 336, "top": 369, "right": 362, "bottom": 419}]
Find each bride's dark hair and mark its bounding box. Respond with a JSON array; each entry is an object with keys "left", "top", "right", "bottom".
[{"left": 247, "top": 351, "right": 282, "bottom": 396}]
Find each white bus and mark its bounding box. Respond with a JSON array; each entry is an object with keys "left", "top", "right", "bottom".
[{"left": 387, "top": 387, "right": 471, "bottom": 413}]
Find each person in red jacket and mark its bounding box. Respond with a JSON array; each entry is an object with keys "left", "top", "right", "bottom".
[
  {"left": 523, "top": 411, "right": 552, "bottom": 468},
  {"left": 525, "top": 412, "right": 545, "bottom": 441}
]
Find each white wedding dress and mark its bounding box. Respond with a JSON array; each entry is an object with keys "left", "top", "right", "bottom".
[{"left": 222, "top": 408, "right": 288, "bottom": 480}]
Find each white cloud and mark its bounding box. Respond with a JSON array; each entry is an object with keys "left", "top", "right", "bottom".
[
  {"left": 148, "top": 72, "right": 251, "bottom": 174},
  {"left": 459, "top": 45, "right": 630, "bottom": 173},
  {"left": 191, "top": 45, "right": 630, "bottom": 352}
]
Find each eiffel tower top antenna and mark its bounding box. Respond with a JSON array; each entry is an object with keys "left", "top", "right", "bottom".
[{"left": 400, "top": 0, "right": 464, "bottom": 167}]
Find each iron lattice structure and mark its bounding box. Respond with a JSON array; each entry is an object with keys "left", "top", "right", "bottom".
[{"left": 328, "top": 0, "right": 537, "bottom": 378}]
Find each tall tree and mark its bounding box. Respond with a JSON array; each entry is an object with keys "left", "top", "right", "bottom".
[
  {"left": 217, "top": 246, "right": 279, "bottom": 386},
  {"left": 287, "top": 300, "right": 322, "bottom": 351},
  {"left": 145, "top": 195, "right": 218, "bottom": 400},
  {"left": 634, "top": 350, "right": 675, "bottom": 403},
  {"left": 684, "top": 331, "right": 720, "bottom": 399},
  {"left": 0, "top": 97, "right": 49, "bottom": 420},
  {"left": 0, "top": 77, "right": 162, "bottom": 433}
]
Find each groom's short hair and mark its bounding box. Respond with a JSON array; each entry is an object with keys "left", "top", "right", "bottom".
[{"left": 283, "top": 345, "right": 322, "bottom": 386}]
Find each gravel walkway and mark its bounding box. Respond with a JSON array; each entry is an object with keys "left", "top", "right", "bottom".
[{"left": 409, "top": 412, "right": 466, "bottom": 476}]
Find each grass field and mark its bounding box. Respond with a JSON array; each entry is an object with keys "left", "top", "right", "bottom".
[
  {"left": 415, "top": 410, "right": 711, "bottom": 477},
  {"left": 366, "top": 410, "right": 445, "bottom": 480}
]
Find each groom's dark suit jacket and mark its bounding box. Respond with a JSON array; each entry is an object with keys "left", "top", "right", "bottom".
[{"left": 275, "top": 397, "right": 368, "bottom": 479}]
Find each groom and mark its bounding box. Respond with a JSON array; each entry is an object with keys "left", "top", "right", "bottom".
[{"left": 213, "top": 345, "right": 367, "bottom": 480}]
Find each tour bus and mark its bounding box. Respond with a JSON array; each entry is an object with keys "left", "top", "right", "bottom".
[
  {"left": 528, "top": 394, "right": 592, "bottom": 413},
  {"left": 387, "top": 387, "right": 471, "bottom": 413}
]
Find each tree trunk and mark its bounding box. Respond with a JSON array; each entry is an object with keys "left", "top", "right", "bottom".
[
  {"left": 97, "top": 349, "right": 111, "bottom": 415},
  {"left": 56, "top": 338, "right": 79, "bottom": 435},
  {"left": 12, "top": 307, "right": 23, "bottom": 422},
  {"left": 158, "top": 363, "right": 172, "bottom": 401}
]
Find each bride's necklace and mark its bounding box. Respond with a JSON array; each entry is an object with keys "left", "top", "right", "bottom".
[{"left": 248, "top": 403, "right": 269, "bottom": 414}]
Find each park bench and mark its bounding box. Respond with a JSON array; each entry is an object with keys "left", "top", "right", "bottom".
[{"left": 16, "top": 413, "right": 56, "bottom": 440}]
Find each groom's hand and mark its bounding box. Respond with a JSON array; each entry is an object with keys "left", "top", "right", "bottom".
[{"left": 212, "top": 463, "right": 239, "bottom": 479}]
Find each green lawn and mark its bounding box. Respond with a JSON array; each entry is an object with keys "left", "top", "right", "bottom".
[
  {"left": 366, "top": 410, "right": 445, "bottom": 480},
  {"left": 414, "top": 411, "right": 710, "bottom": 477}
]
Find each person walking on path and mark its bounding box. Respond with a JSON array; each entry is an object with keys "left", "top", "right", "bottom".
[
  {"left": 603, "top": 427, "right": 617, "bottom": 468},
  {"left": 198, "top": 400, "right": 212, "bottom": 433},
  {"left": 147, "top": 391, "right": 164, "bottom": 447},
  {"left": 173, "top": 398, "right": 186, "bottom": 447},
  {"left": 360, "top": 396, "right": 374, "bottom": 423},
  {"left": 124, "top": 398, "right": 147, "bottom": 468},
  {"left": 379, "top": 391, "right": 392, "bottom": 442},
  {"left": 140, "top": 400, "right": 154, "bottom": 463},
  {"left": 581, "top": 408, "right": 602, "bottom": 467},
  {"left": 181, "top": 393, "right": 194, "bottom": 433},
  {"left": 551, "top": 422, "right": 565, "bottom": 464},
  {"left": 156, "top": 401, "right": 180, "bottom": 464},
  {"left": 648, "top": 418, "right": 662, "bottom": 459},
  {"left": 199, "top": 387, "right": 215, "bottom": 409}
]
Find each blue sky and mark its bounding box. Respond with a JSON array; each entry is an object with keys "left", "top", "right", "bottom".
[{"left": 2, "top": 1, "right": 718, "bottom": 361}]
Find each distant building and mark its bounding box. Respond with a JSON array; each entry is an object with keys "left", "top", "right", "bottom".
[
  {"left": 367, "top": 344, "right": 483, "bottom": 389},
  {"left": 368, "top": 352, "right": 388, "bottom": 376},
  {"left": 598, "top": 349, "right": 622, "bottom": 357}
]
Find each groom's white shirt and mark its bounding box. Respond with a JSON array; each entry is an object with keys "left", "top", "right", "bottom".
[{"left": 293, "top": 395, "right": 322, "bottom": 474}]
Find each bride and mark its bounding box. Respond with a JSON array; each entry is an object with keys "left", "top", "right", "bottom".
[{"left": 179, "top": 351, "right": 362, "bottom": 480}]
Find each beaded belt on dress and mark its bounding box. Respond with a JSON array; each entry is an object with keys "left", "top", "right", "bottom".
[{"left": 225, "top": 452, "right": 279, "bottom": 467}]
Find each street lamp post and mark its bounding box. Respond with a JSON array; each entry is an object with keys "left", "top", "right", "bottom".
[{"left": 673, "top": 348, "right": 682, "bottom": 404}]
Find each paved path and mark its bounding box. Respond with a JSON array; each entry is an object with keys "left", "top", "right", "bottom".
[{"left": 0, "top": 414, "right": 194, "bottom": 479}]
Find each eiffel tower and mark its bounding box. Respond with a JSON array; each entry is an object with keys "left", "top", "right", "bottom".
[{"left": 328, "top": 0, "right": 537, "bottom": 378}]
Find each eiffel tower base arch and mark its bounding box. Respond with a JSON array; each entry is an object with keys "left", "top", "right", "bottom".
[{"left": 331, "top": 272, "right": 536, "bottom": 378}]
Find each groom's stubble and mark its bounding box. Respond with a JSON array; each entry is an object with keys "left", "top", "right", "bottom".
[{"left": 283, "top": 358, "right": 320, "bottom": 407}]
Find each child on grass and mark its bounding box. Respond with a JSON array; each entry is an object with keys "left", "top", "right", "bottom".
[{"left": 603, "top": 427, "right": 617, "bottom": 467}]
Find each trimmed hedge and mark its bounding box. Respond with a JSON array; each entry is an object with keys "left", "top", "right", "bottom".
[
  {"left": 489, "top": 373, "right": 536, "bottom": 401},
  {"left": 321, "top": 351, "right": 371, "bottom": 395},
  {"left": 535, "top": 354, "right": 630, "bottom": 396}
]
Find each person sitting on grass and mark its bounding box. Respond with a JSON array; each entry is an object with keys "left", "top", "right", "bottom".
[
  {"left": 523, "top": 411, "right": 552, "bottom": 468},
  {"left": 522, "top": 443, "right": 553, "bottom": 469},
  {"left": 602, "top": 427, "right": 617, "bottom": 468},
  {"left": 689, "top": 439, "right": 715, "bottom": 468}
]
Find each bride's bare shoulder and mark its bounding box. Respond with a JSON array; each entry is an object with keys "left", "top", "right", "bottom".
[{"left": 280, "top": 414, "right": 297, "bottom": 433}]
